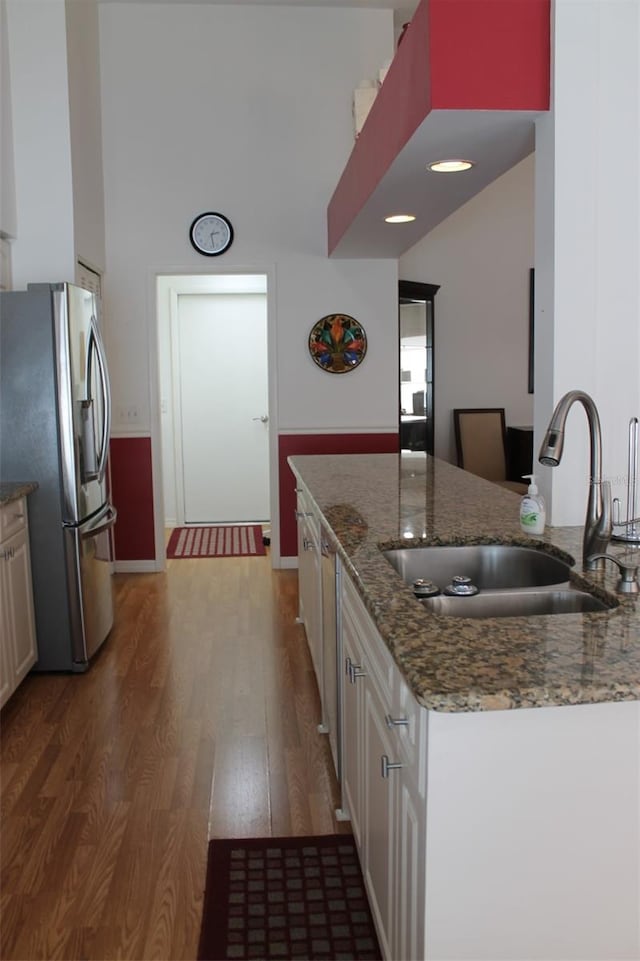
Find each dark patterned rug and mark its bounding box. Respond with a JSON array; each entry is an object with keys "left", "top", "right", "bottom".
[{"left": 197, "top": 835, "right": 382, "bottom": 961}]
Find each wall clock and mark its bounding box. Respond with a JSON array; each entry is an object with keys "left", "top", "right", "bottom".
[{"left": 189, "top": 212, "right": 234, "bottom": 256}]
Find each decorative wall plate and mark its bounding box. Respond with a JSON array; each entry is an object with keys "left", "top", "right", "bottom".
[{"left": 308, "top": 314, "right": 367, "bottom": 373}]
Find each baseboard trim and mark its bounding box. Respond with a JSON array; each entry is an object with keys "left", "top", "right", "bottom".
[{"left": 114, "top": 559, "right": 161, "bottom": 574}]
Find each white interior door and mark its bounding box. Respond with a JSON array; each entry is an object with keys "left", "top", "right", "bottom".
[{"left": 175, "top": 291, "right": 269, "bottom": 523}]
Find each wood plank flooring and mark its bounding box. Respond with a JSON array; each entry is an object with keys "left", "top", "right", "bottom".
[{"left": 1, "top": 553, "right": 349, "bottom": 960}]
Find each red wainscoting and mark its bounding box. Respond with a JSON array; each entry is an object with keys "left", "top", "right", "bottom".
[
  {"left": 109, "top": 436, "right": 156, "bottom": 561},
  {"left": 278, "top": 433, "right": 399, "bottom": 558}
]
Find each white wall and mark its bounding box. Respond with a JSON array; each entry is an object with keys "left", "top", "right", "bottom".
[
  {"left": 66, "top": 0, "right": 106, "bottom": 274},
  {"left": 400, "top": 155, "right": 535, "bottom": 463},
  {"left": 0, "top": 0, "right": 16, "bottom": 239},
  {"left": 98, "top": 3, "right": 398, "bottom": 562},
  {"left": 99, "top": 3, "right": 397, "bottom": 436},
  {"left": 534, "top": 0, "right": 640, "bottom": 528}
]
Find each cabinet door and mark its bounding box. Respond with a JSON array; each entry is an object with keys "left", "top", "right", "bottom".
[
  {"left": 298, "top": 513, "right": 322, "bottom": 688},
  {"left": 363, "top": 681, "right": 397, "bottom": 961},
  {"left": 341, "top": 603, "right": 363, "bottom": 846},
  {"left": 395, "top": 777, "right": 426, "bottom": 961},
  {"left": 0, "top": 575, "right": 13, "bottom": 708},
  {"left": 3, "top": 527, "right": 38, "bottom": 688}
]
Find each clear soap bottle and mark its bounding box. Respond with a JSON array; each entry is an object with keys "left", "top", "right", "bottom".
[{"left": 519, "top": 474, "right": 546, "bottom": 535}]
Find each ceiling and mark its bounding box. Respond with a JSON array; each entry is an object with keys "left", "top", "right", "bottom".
[
  {"left": 329, "top": 110, "right": 537, "bottom": 258},
  {"left": 98, "top": 0, "right": 420, "bottom": 30}
]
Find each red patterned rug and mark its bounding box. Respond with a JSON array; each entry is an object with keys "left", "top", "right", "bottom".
[
  {"left": 167, "top": 525, "right": 266, "bottom": 558},
  {"left": 197, "top": 835, "right": 381, "bottom": 961}
]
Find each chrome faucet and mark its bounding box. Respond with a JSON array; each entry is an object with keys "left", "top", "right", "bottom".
[{"left": 538, "top": 390, "right": 612, "bottom": 570}]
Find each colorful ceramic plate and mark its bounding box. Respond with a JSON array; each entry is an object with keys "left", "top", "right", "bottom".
[{"left": 308, "top": 314, "right": 367, "bottom": 373}]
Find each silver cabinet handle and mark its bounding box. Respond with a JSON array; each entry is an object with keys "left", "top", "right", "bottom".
[
  {"left": 351, "top": 661, "right": 366, "bottom": 683},
  {"left": 345, "top": 656, "right": 365, "bottom": 683},
  {"left": 381, "top": 755, "right": 403, "bottom": 778},
  {"left": 385, "top": 714, "right": 409, "bottom": 728},
  {"left": 295, "top": 510, "right": 313, "bottom": 519},
  {"left": 303, "top": 537, "right": 315, "bottom": 552},
  {"left": 252, "top": 414, "right": 269, "bottom": 423}
]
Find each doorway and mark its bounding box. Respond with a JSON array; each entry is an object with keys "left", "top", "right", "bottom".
[
  {"left": 398, "top": 280, "right": 439, "bottom": 455},
  {"left": 157, "top": 273, "right": 270, "bottom": 528}
]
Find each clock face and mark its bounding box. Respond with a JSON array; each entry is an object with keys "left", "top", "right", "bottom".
[{"left": 189, "top": 212, "right": 234, "bottom": 256}]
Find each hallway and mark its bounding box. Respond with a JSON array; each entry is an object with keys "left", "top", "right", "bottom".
[{"left": 0, "top": 555, "right": 347, "bottom": 960}]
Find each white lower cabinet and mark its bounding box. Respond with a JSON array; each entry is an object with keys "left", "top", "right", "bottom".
[
  {"left": 296, "top": 489, "right": 323, "bottom": 695},
  {"left": 362, "top": 681, "right": 396, "bottom": 960},
  {"left": 0, "top": 498, "right": 38, "bottom": 708},
  {"left": 341, "top": 600, "right": 363, "bottom": 843},
  {"left": 341, "top": 570, "right": 426, "bottom": 961},
  {"left": 341, "top": 568, "right": 640, "bottom": 961}
]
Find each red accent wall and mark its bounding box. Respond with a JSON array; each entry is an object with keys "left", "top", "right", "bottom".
[
  {"left": 429, "top": 0, "right": 551, "bottom": 110},
  {"left": 109, "top": 437, "right": 156, "bottom": 561},
  {"left": 279, "top": 433, "right": 399, "bottom": 557}
]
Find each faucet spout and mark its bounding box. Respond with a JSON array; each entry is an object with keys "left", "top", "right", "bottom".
[{"left": 538, "top": 390, "right": 611, "bottom": 569}]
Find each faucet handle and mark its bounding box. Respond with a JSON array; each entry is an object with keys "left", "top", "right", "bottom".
[{"left": 586, "top": 552, "right": 640, "bottom": 594}]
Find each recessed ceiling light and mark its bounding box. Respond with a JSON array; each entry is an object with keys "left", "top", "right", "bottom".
[
  {"left": 384, "top": 214, "right": 416, "bottom": 224},
  {"left": 427, "top": 159, "right": 475, "bottom": 173}
]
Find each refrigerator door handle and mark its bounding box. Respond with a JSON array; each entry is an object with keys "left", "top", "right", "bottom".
[{"left": 84, "top": 316, "right": 112, "bottom": 485}]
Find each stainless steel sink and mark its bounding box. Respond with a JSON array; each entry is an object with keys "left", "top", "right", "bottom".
[
  {"left": 383, "top": 544, "right": 573, "bottom": 590},
  {"left": 419, "top": 587, "right": 612, "bottom": 619},
  {"left": 382, "top": 544, "right": 616, "bottom": 618}
]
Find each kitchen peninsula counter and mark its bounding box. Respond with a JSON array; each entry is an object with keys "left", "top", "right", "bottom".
[{"left": 289, "top": 452, "right": 640, "bottom": 713}]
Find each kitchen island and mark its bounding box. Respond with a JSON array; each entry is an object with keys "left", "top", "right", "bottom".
[{"left": 290, "top": 452, "right": 640, "bottom": 961}]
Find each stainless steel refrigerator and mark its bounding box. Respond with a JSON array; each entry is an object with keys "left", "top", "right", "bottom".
[{"left": 0, "top": 282, "right": 117, "bottom": 671}]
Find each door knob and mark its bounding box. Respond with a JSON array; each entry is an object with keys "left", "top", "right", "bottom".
[{"left": 253, "top": 414, "right": 269, "bottom": 423}]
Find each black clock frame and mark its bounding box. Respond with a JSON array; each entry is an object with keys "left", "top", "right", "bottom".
[{"left": 189, "top": 212, "right": 234, "bottom": 256}]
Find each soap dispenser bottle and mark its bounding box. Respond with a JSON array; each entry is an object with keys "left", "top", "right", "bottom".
[{"left": 520, "top": 474, "right": 546, "bottom": 535}]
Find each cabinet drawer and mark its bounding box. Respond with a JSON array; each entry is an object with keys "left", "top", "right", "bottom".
[{"left": 1, "top": 497, "right": 27, "bottom": 543}]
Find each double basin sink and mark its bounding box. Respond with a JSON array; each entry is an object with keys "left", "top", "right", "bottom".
[{"left": 383, "top": 544, "right": 617, "bottom": 619}]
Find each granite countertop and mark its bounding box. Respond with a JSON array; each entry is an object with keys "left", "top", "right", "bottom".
[
  {"left": 0, "top": 481, "right": 38, "bottom": 506},
  {"left": 289, "top": 452, "right": 640, "bottom": 713}
]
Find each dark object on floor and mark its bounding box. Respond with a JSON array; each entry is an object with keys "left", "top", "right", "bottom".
[
  {"left": 197, "top": 834, "right": 382, "bottom": 961},
  {"left": 262, "top": 535, "right": 270, "bottom": 546},
  {"left": 167, "top": 525, "right": 266, "bottom": 558}
]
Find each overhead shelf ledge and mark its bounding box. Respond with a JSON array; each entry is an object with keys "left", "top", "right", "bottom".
[{"left": 327, "top": 0, "right": 550, "bottom": 258}]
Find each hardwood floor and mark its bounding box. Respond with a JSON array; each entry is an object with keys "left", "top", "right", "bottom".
[{"left": 1, "top": 554, "right": 348, "bottom": 960}]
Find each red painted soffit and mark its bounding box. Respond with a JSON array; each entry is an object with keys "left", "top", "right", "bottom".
[{"left": 327, "top": 0, "right": 550, "bottom": 256}]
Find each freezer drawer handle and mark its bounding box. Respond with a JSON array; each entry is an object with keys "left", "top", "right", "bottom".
[{"left": 81, "top": 506, "right": 118, "bottom": 538}]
